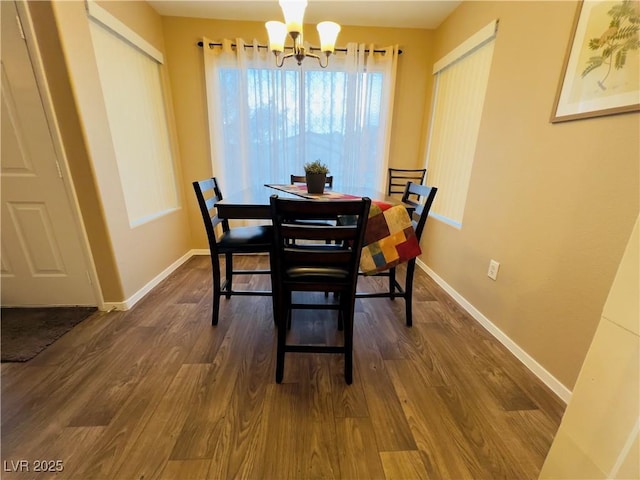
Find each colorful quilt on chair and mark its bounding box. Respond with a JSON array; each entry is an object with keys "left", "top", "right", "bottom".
[{"left": 360, "top": 201, "right": 422, "bottom": 275}]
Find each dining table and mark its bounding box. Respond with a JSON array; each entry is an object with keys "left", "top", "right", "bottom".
[
  {"left": 216, "top": 183, "right": 421, "bottom": 275},
  {"left": 215, "top": 184, "right": 415, "bottom": 220}
]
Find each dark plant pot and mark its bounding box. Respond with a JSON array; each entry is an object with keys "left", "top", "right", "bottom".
[{"left": 306, "top": 173, "right": 326, "bottom": 194}]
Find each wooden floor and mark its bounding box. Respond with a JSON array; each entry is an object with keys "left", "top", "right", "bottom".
[{"left": 1, "top": 254, "right": 565, "bottom": 479}]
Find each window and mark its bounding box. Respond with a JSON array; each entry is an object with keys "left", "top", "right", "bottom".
[
  {"left": 88, "top": 2, "right": 178, "bottom": 227},
  {"left": 203, "top": 40, "right": 399, "bottom": 195},
  {"left": 425, "top": 21, "right": 498, "bottom": 228}
]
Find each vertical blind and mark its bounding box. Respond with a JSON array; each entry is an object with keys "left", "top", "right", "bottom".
[
  {"left": 88, "top": 5, "right": 178, "bottom": 227},
  {"left": 425, "top": 21, "right": 497, "bottom": 228}
]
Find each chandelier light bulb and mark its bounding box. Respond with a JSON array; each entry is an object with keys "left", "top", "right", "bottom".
[
  {"left": 266, "top": 0, "right": 340, "bottom": 68},
  {"left": 279, "top": 0, "right": 307, "bottom": 35},
  {"left": 317, "top": 21, "right": 341, "bottom": 53},
  {"left": 266, "top": 21, "right": 287, "bottom": 52}
]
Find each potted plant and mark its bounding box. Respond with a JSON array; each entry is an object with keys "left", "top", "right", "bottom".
[{"left": 304, "top": 160, "right": 330, "bottom": 194}]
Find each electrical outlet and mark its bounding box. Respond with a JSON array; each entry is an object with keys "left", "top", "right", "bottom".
[{"left": 487, "top": 260, "right": 500, "bottom": 280}]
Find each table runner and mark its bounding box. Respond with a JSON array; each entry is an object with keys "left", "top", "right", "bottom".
[
  {"left": 265, "top": 184, "right": 421, "bottom": 274},
  {"left": 265, "top": 183, "right": 359, "bottom": 200}
]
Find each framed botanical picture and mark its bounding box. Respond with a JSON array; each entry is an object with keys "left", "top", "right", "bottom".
[{"left": 551, "top": 0, "right": 640, "bottom": 123}]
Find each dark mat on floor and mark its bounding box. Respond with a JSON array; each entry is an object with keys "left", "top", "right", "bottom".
[{"left": 1, "top": 307, "right": 97, "bottom": 362}]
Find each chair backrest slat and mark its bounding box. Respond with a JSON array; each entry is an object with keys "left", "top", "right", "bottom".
[
  {"left": 284, "top": 249, "right": 354, "bottom": 264},
  {"left": 280, "top": 224, "right": 359, "bottom": 242},
  {"left": 204, "top": 195, "right": 217, "bottom": 212},
  {"left": 387, "top": 168, "right": 427, "bottom": 196},
  {"left": 193, "top": 177, "right": 231, "bottom": 255}
]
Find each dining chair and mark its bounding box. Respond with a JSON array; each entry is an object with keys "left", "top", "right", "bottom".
[
  {"left": 269, "top": 195, "right": 371, "bottom": 384},
  {"left": 290, "top": 174, "right": 334, "bottom": 188},
  {"left": 193, "top": 177, "right": 272, "bottom": 326},
  {"left": 387, "top": 168, "right": 426, "bottom": 196},
  {"left": 356, "top": 182, "right": 437, "bottom": 327}
]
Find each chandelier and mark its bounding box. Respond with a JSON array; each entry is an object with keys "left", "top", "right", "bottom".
[{"left": 265, "top": 0, "right": 341, "bottom": 68}]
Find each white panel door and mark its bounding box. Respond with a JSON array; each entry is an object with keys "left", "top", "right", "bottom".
[{"left": 1, "top": 1, "right": 96, "bottom": 306}]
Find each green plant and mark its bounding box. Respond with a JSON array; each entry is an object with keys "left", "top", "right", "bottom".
[
  {"left": 304, "top": 160, "right": 329, "bottom": 175},
  {"left": 581, "top": 0, "right": 640, "bottom": 90}
]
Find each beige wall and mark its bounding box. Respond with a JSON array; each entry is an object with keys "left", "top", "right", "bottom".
[
  {"left": 424, "top": 1, "right": 639, "bottom": 390},
  {"left": 540, "top": 216, "right": 639, "bottom": 479},
  {"left": 48, "top": 0, "right": 192, "bottom": 303},
  {"left": 160, "top": 16, "right": 434, "bottom": 247}
]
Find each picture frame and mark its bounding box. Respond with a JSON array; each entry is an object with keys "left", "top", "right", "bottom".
[{"left": 551, "top": 0, "right": 640, "bottom": 123}]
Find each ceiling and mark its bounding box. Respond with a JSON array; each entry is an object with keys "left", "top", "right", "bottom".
[{"left": 147, "top": 1, "right": 462, "bottom": 30}]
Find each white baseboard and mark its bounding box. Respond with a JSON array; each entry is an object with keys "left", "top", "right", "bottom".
[
  {"left": 416, "top": 259, "right": 572, "bottom": 404},
  {"left": 102, "top": 250, "right": 197, "bottom": 311},
  {"left": 100, "top": 249, "right": 263, "bottom": 311}
]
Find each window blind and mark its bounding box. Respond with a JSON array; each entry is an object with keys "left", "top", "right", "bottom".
[
  {"left": 88, "top": 5, "right": 178, "bottom": 227},
  {"left": 425, "top": 20, "right": 497, "bottom": 228}
]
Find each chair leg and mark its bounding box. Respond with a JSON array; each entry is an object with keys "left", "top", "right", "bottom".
[
  {"left": 343, "top": 298, "right": 354, "bottom": 385},
  {"left": 211, "top": 257, "right": 222, "bottom": 326},
  {"left": 405, "top": 295, "right": 413, "bottom": 327},
  {"left": 275, "top": 289, "right": 288, "bottom": 383},
  {"left": 269, "top": 249, "right": 278, "bottom": 326},
  {"left": 389, "top": 267, "right": 397, "bottom": 300},
  {"left": 275, "top": 348, "right": 285, "bottom": 383},
  {"left": 225, "top": 253, "right": 233, "bottom": 299},
  {"left": 404, "top": 261, "right": 416, "bottom": 327},
  {"left": 275, "top": 338, "right": 285, "bottom": 383},
  {"left": 212, "top": 292, "right": 221, "bottom": 326}
]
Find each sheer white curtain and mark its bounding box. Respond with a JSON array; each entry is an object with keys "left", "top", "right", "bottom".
[{"left": 202, "top": 38, "right": 399, "bottom": 196}]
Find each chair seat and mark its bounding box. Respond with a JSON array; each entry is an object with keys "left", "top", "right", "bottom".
[{"left": 218, "top": 225, "right": 272, "bottom": 250}]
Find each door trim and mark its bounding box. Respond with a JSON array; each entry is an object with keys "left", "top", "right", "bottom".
[{"left": 15, "top": 0, "right": 104, "bottom": 309}]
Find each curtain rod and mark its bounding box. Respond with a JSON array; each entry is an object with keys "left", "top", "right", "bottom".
[{"left": 197, "top": 41, "right": 402, "bottom": 55}]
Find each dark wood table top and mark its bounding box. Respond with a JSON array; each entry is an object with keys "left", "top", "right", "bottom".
[{"left": 216, "top": 185, "right": 412, "bottom": 220}]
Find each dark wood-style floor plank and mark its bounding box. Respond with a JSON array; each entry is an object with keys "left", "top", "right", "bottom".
[
  {"left": 0, "top": 254, "right": 564, "bottom": 479},
  {"left": 355, "top": 313, "right": 418, "bottom": 452},
  {"left": 335, "top": 416, "right": 386, "bottom": 479},
  {"left": 206, "top": 299, "right": 275, "bottom": 479},
  {"left": 385, "top": 359, "right": 480, "bottom": 480},
  {"left": 109, "top": 362, "right": 214, "bottom": 480},
  {"left": 379, "top": 450, "right": 429, "bottom": 480}
]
